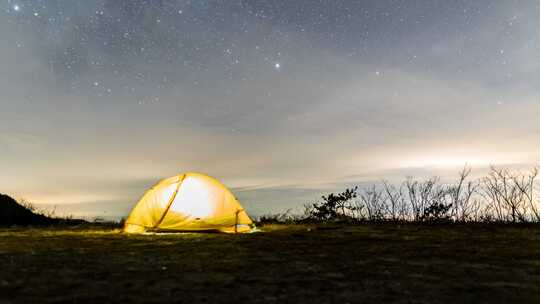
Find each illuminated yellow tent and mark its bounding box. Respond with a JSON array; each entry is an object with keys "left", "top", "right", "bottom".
[{"left": 124, "top": 173, "right": 253, "bottom": 233}]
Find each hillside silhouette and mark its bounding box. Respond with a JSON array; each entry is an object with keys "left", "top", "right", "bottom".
[{"left": 0, "top": 193, "right": 56, "bottom": 226}]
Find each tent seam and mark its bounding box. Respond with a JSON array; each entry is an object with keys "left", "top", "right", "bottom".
[{"left": 152, "top": 174, "right": 186, "bottom": 229}]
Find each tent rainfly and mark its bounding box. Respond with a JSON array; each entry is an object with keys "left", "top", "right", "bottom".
[{"left": 124, "top": 173, "right": 253, "bottom": 233}]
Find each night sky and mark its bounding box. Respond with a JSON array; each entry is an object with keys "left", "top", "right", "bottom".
[{"left": 2, "top": 0, "right": 540, "bottom": 218}]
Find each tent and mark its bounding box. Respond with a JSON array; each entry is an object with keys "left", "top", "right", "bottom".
[{"left": 124, "top": 172, "right": 253, "bottom": 233}]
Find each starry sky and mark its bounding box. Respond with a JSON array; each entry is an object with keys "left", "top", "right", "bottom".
[{"left": 2, "top": 0, "right": 540, "bottom": 218}]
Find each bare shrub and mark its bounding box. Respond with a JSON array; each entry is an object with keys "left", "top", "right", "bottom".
[
  {"left": 448, "top": 165, "right": 481, "bottom": 222},
  {"left": 405, "top": 177, "right": 447, "bottom": 221},
  {"left": 482, "top": 167, "right": 528, "bottom": 222},
  {"left": 358, "top": 185, "right": 386, "bottom": 221},
  {"left": 381, "top": 181, "right": 408, "bottom": 221},
  {"left": 513, "top": 167, "right": 540, "bottom": 222}
]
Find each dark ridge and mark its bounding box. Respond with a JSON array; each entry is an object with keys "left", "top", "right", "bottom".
[{"left": 0, "top": 193, "right": 57, "bottom": 226}]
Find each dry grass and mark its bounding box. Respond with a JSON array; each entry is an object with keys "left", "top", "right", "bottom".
[{"left": 1, "top": 223, "right": 540, "bottom": 303}]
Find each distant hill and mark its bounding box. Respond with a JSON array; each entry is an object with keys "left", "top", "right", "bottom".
[{"left": 0, "top": 193, "right": 57, "bottom": 226}]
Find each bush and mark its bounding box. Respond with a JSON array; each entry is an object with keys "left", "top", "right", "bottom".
[
  {"left": 420, "top": 202, "right": 453, "bottom": 222},
  {"left": 306, "top": 187, "right": 359, "bottom": 222}
]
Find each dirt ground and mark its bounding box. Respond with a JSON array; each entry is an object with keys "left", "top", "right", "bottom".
[{"left": 1, "top": 223, "right": 539, "bottom": 303}]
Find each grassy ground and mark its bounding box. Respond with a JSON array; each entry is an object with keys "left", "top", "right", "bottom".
[{"left": 1, "top": 223, "right": 540, "bottom": 303}]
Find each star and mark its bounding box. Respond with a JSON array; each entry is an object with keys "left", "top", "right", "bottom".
[
  {"left": 13, "top": 4, "right": 20, "bottom": 12},
  {"left": 274, "top": 63, "right": 281, "bottom": 69}
]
